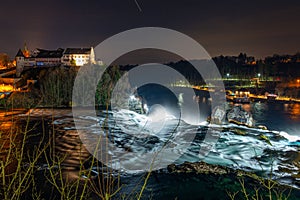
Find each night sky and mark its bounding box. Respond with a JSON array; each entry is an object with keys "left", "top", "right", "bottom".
[{"left": 1, "top": 0, "right": 299, "bottom": 63}]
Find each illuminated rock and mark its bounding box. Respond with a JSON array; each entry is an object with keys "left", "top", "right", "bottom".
[{"left": 227, "top": 105, "right": 254, "bottom": 127}]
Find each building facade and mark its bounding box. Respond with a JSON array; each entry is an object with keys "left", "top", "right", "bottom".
[
  {"left": 15, "top": 47, "right": 97, "bottom": 77},
  {"left": 35, "top": 48, "right": 64, "bottom": 66},
  {"left": 61, "top": 47, "right": 95, "bottom": 66}
]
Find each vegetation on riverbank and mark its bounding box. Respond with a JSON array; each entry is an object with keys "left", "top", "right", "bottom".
[
  {"left": 1, "top": 64, "right": 123, "bottom": 109},
  {"left": 0, "top": 112, "right": 124, "bottom": 200}
]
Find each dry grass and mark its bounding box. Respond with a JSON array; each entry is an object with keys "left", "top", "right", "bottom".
[{"left": 0, "top": 109, "right": 124, "bottom": 200}]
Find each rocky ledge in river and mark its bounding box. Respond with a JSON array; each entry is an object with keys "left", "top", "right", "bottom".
[{"left": 167, "top": 161, "right": 229, "bottom": 175}]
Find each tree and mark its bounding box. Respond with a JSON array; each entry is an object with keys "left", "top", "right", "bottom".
[
  {"left": 0, "top": 53, "right": 10, "bottom": 67},
  {"left": 39, "top": 65, "right": 77, "bottom": 106},
  {"left": 238, "top": 53, "right": 247, "bottom": 65},
  {"left": 95, "top": 65, "right": 122, "bottom": 107}
]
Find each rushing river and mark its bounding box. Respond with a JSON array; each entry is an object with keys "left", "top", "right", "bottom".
[
  {"left": 1, "top": 96, "right": 300, "bottom": 199},
  {"left": 91, "top": 101, "right": 300, "bottom": 185},
  {"left": 61, "top": 96, "right": 300, "bottom": 199}
]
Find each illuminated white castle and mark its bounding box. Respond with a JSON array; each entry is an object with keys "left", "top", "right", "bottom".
[{"left": 15, "top": 45, "right": 100, "bottom": 76}]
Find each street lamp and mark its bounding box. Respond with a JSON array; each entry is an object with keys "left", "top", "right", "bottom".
[
  {"left": 257, "top": 73, "right": 261, "bottom": 80},
  {"left": 226, "top": 73, "right": 230, "bottom": 80},
  {"left": 257, "top": 73, "right": 261, "bottom": 78}
]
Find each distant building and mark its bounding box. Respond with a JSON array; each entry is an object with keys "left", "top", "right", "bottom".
[
  {"left": 61, "top": 47, "right": 95, "bottom": 66},
  {"left": 35, "top": 48, "right": 64, "bottom": 67},
  {"left": 15, "top": 49, "right": 34, "bottom": 77},
  {"left": 15, "top": 49, "right": 25, "bottom": 70},
  {"left": 15, "top": 48, "right": 64, "bottom": 77},
  {"left": 15, "top": 46, "right": 99, "bottom": 77},
  {"left": 233, "top": 88, "right": 251, "bottom": 103}
]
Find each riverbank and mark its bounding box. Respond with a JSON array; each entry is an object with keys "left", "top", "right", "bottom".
[{"left": 249, "top": 94, "right": 300, "bottom": 104}]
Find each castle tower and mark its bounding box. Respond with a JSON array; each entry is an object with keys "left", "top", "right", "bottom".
[
  {"left": 15, "top": 49, "right": 25, "bottom": 77},
  {"left": 90, "top": 47, "right": 96, "bottom": 64},
  {"left": 23, "top": 42, "right": 30, "bottom": 58}
]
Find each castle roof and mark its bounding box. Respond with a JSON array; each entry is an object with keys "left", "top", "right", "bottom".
[
  {"left": 16, "top": 49, "right": 25, "bottom": 57},
  {"left": 64, "top": 48, "right": 91, "bottom": 55},
  {"left": 35, "top": 48, "right": 64, "bottom": 58}
]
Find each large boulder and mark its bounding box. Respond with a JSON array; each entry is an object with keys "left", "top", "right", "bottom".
[
  {"left": 227, "top": 105, "right": 254, "bottom": 127},
  {"left": 210, "top": 105, "right": 254, "bottom": 127}
]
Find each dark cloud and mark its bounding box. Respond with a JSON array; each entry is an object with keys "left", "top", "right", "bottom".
[{"left": 0, "top": 0, "right": 299, "bottom": 61}]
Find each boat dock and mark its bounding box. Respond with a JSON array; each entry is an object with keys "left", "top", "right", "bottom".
[{"left": 248, "top": 94, "right": 300, "bottom": 104}]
